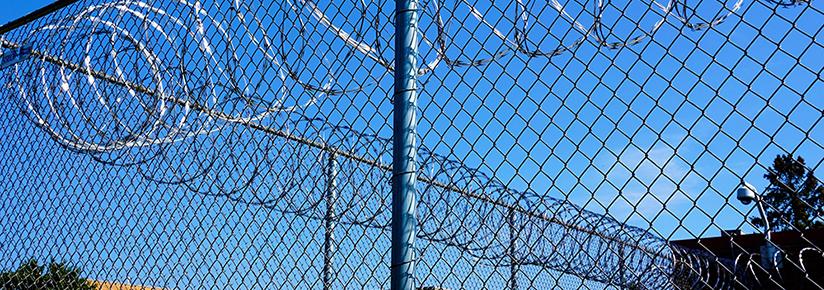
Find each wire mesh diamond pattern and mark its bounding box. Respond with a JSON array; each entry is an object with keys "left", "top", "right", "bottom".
[{"left": 0, "top": 0, "right": 821, "bottom": 289}]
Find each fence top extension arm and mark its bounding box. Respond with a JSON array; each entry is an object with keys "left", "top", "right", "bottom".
[{"left": 0, "top": 0, "right": 82, "bottom": 35}]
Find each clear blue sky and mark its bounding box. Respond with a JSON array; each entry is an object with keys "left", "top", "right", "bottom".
[
  {"left": 0, "top": 0, "right": 53, "bottom": 25},
  {"left": 0, "top": 0, "right": 820, "bottom": 289}
]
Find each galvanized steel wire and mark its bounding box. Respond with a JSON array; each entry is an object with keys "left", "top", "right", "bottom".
[{"left": 0, "top": 0, "right": 820, "bottom": 289}]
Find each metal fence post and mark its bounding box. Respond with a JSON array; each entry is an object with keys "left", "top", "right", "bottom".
[
  {"left": 391, "top": 0, "right": 418, "bottom": 289},
  {"left": 508, "top": 209, "right": 519, "bottom": 290},
  {"left": 323, "top": 152, "right": 338, "bottom": 290}
]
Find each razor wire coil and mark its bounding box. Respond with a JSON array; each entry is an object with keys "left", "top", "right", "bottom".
[{"left": 0, "top": 0, "right": 820, "bottom": 289}]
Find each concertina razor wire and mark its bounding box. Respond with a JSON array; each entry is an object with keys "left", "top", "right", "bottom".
[{"left": 0, "top": 0, "right": 821, "bottom": 289}]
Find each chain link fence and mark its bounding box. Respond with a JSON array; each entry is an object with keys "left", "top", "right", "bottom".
[{"left": 0, "top": 0, "right": 821, "bottom": 289}]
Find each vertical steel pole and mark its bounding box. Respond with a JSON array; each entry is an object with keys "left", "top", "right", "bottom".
[
  {"left": 323, "top": 153, "right": 338, "bottom": 290},
  {"left": 508, "top": 209, "right": 518, "bottom": 290},
  {"left": 392, "top": 0, "right": 418, "bottom": 288},
  {"left": 618, "top": 242, "right": 625, "bottom": 287}
]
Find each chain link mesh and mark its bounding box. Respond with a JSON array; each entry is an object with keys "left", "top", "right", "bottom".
[{"left": 0, "top": 0, "right": 821, "bottom": 289}]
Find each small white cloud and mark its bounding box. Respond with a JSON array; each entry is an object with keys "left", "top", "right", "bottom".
[{"left": 592, "top": 143, "right": 698, "bottom": 226}]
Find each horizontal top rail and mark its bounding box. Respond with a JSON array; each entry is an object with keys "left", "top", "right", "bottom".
[{"left": 0, "top": 0, "right": 81, "bottom": 35}]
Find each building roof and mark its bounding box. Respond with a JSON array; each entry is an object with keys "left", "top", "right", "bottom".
[
  {"left": 672, "top": 228, "right": 824, "bottom": 289},
  {"left": 672, "top": 228, "right": 824, "bottom": 257}
]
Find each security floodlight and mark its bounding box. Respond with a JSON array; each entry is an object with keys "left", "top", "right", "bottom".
[
  {"left": 737, "top": 183, "right": 758, "bottom": 205},
  {"left": 736, "top": 182, "right": 777, "bottom": 270},
  {"left": 736, "top": 182, "right": 772, "bottom": 240}
]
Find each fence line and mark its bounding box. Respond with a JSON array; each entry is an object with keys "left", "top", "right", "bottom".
[{"left": 0, "top": 0, "right": 820, "bottom": 289}]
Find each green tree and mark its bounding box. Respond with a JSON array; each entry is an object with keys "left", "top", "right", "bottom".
[
  {"left": 752, "top": 154, "right": 824, "bottom": 231},
  {"left": 0, "top": 259, "right": 95, "bottom": 290}
]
